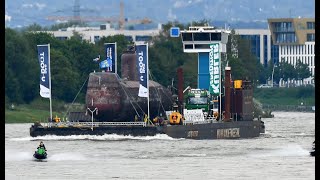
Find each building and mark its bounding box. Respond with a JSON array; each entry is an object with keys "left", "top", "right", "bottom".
[
  {"left": 41, "top": 23, "right": 162, "bottom": 44},
  {"left": 268, "top": 18, "right": 315, "bottom": 85},
  {"left": 234, "top": 29, "right": 279, "bottom": 67}
]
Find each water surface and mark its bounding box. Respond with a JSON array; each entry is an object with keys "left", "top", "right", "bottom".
[{"left": 5, "top": 112, "right": 315, "bottom": 179}]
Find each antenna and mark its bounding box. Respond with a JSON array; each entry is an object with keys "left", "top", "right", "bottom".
[{"left": 289, "top": 8, "right": 292, "bottom": 18}]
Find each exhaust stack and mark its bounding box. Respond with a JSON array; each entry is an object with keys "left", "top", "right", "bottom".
[{"left": 224, "top": 66, "right": 231, "bottom": 121}]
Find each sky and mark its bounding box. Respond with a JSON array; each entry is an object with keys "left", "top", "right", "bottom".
[{"left": 5, "top": 0, "right": 315, "bottom": 28}]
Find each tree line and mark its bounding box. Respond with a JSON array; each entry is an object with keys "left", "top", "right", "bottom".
[{"left": 5, "top": 20, "right": 311, "bottom": 106}]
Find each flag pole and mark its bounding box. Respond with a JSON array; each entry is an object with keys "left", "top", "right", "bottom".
[
  {"left": 115, "top": 42, "right": 117, "bottom": 75},
  {"left": 147, "top": 43, "right": 150, "bottom": 124},
  {"left": 219, "top": 43, "right": 221, "bottom": 122},
  {"left": 48, "top": 44, "right": 53, "bottom": 123}
]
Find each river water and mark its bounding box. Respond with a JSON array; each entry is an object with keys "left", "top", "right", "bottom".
[{"left": 5, "top": 111, "right": 315, "bottom": 180}]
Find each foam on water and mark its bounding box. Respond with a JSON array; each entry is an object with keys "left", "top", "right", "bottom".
[
  {"left": 9, "top": 133, "right": 178, "bottom": 142},
  {"left": 5, "top": 150, "right": 86, "bottom": 162},
  {"left": 249, "top": 143, "right": 310, "bottom": 157},
  {"left": 5, "top": 151, "right": 34, "bottom": 161},
  {"left": 49, "top": 152, "right": 86, "bottom": 161}
]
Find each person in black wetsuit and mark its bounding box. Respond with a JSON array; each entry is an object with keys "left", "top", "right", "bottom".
[{"left": 37, "top": 141, "right": 47, "bottom": 151}]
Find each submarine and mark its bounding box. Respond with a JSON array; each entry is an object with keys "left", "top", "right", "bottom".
[{"left": 85, "top": 46, "right": 173, "bottom": 122}]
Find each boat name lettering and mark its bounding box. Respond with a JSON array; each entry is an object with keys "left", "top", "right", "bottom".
[
  {"left": 187, "top": 131, "right": 198, "bottom": 138},
  {"left": 138, "top": 51, "right": 145, "bottom": 81},
  {"left": 39, "top": 52, "right": 47, "bottom": 82},
  {"left": 209, "top": 44, "right": 219, "bottom": 94},
  {"left": 190, "top": 89, "right": 206, "bottom": 94},
  {"left": 217, "top": 128, "right": 240, "bottom": 138}
]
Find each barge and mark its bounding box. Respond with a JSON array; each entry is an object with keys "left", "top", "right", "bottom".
[{"left": 31, "top": 41, "right": 265, "bottom": 139}]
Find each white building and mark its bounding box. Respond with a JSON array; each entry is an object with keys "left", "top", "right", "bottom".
[
  {"left": 40, "top": 23, "right": 162, "bottom": 44},
  {"left": 268, "top": 18, "right": 315, "bottom": 85},
  {"left": 234, "top": 29, "right": 274, "bottom": 66}
]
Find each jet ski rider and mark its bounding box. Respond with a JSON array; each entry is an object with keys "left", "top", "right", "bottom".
[{"left": 37, "top": 141, "right": 47, "bottom": 151}]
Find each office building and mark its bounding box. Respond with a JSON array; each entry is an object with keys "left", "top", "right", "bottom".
[{"left": 268, "top": 18, "right": 315, "bottom": 85}]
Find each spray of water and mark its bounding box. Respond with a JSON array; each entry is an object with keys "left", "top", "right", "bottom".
[
  {"left": 249, "top": 143, "right": 310, "bottom": 157},
  {"left": 9, "top": 133, "right": 179, "bottom": 142}
]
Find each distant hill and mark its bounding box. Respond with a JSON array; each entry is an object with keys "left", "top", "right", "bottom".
[{"left": 5, "top": 0, "right": 314, "bottom": 29}]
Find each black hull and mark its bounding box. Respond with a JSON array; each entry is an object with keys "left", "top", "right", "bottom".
[
  {"left": 310, "top": 151, "right": 315, "bottom": 156},
  {"left": 30, "top": 120, "right": 264, "bottom": 139},
  {"left": 30, "top": 125, "right": 162, "bottom": 137},
  {"left": 163, "top": 120, "right": 262, "bottom": 139},
  {"left": 33, "top": 153, "right": 47, "bottom": 160}
]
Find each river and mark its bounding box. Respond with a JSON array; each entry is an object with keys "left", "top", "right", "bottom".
[{"left": 5, "top": 111, "right": 315, "bottom": 180}]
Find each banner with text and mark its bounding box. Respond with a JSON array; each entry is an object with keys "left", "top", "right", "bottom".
[
  {"left": 37, "top": 44, "right": 51, "bottom": 98},
  {"left": 209, "top": 43, "right": 220, "bottom": 95},
  {"left": 136, "top": 44, "right": 148, "bottom": 97},
  {"left": 102, "top": 43, "right": 116, "bottom": 73}
]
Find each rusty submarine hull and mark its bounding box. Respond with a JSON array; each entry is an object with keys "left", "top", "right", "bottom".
[
  {"left": 85, "top": 72, "right": 172, "bottom": 121},
  {"left": 85, "top": 47, "right": 173, "bottom": 122}
]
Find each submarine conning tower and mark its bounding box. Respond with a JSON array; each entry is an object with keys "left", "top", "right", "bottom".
[
  {"left": 85, "top": 45, "right": 173, "bottom": 122},
  {"left": 121, "top": 45, "right": 139, "bottom": 81}
]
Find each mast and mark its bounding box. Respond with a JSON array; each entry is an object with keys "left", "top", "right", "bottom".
[
  {"left": 147, "top": 43, "right": 150, "bottom": 123},
  {"left": 219, "top": 44, "right": 222, "bottom": 121},
  {"left": 115, "top": 42, "right": 117, "bottom": 75}
]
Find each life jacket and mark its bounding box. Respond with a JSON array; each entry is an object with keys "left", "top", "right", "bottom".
[{"left": 37, "top": 147, "right": 46, "bottom": 155}]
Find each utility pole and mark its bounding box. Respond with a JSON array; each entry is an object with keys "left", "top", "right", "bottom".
[
  {"left": 87, "top": 107, "right": 98, "bottom": 131},
  {"left": 87, "top": 98, "right": 98, "bottom": 131},
  {"left": 272, "top": 64, "right": 276, "bottom": 87}
]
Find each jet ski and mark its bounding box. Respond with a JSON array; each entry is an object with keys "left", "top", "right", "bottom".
[
  {"left": 33, "top": 147, "right": 47, "bottom": 160},
  {"left": 310, "top": 141, "right": 315, "bottom": 157}
]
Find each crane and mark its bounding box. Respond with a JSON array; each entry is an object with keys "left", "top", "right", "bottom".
[{"left": 46, "top": 0, "right": 152, "bottom": 30}]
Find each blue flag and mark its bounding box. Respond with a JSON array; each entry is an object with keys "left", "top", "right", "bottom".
[
  {"left": 136, "top": 44, "right": 148, "bottom": 97},
  {"left": 99, "top": 60, "right": 109, "bottom": 69},
  {"left": 37, "top": 44, "right": 51, "bottom": 98}
]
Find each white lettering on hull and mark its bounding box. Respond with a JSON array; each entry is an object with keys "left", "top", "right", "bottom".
[{"left": 217, "top": 128, "right": 240, "bottom": 138}]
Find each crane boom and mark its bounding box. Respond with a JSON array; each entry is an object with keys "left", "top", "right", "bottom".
[{"left": 46, "top": 1, "right": 152, "bottom": 30}]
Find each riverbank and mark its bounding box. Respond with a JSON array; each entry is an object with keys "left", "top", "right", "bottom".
[
  {"left": 253, "top": 86, "right": 315, "bottom": 106},
  {"left": 261, "top": 104, "right": 314, "bottom": 112},
  {"left": 5, "top": 105, "right": 65, "bottom": 123}
]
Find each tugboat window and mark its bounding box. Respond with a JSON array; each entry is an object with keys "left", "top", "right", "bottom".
[
  {"left": 211, "top": 33, "right": 221, "bottom": 41},
  {"left": 195, "top": 44, "right": 209, "bottom": 49},
  {"left": 182, "top": 33, "right": 193, "bottom": 41},
  {"left": 193, "top": 33, "right": 210, "bottom": 41},
  {"left": 185, "top": 44, "right": 193, "bottom": 49},
  {"left": 189, "top": 97, "right": 208, "bottom": 104}
]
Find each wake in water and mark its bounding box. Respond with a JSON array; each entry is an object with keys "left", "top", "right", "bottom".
[
  {"left": 248, "top": 143, "right": 310, "bottom": 157},
  {"left": 9, "top": 133, "right": 180, "bottom": 142},
  {"left": 49, "top": 152, "right": 86, "bottom": 161},
  {"left": 5, "top": 151, "right": 34, "bottom": 161},
  {"left": 261, "top": 131, "right": 314, "bottom": 139},
  {"left": 5, "top": 150, "right": 86, "bottom": 162}
]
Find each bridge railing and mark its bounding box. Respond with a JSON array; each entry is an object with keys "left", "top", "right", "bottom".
[{"left": 48, "top": 121, "right": 147, "bottom": 127}]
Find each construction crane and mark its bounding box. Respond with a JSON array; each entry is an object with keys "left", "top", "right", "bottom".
[{"left": 46, "top": 0, "right": 152, "bottom": 30}]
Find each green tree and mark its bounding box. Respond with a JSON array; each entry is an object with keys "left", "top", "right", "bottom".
[
  {"left": 226, "top": 29, "right": 263, "bottom": 85},
  {"left": 277, "top": 59, "right": 296, "bottom": 84},
  {"left": 5, "top": 28, "right": 38, "bottom": 103},
  {"left": 295, "top": 59, "right": 311, "bottom": 84},
  {"left": 50, "top": 49, "right": 80, "bottom": 102},
  {"left": 22, "top": 23, "right": 48, "bottom": 31}
]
